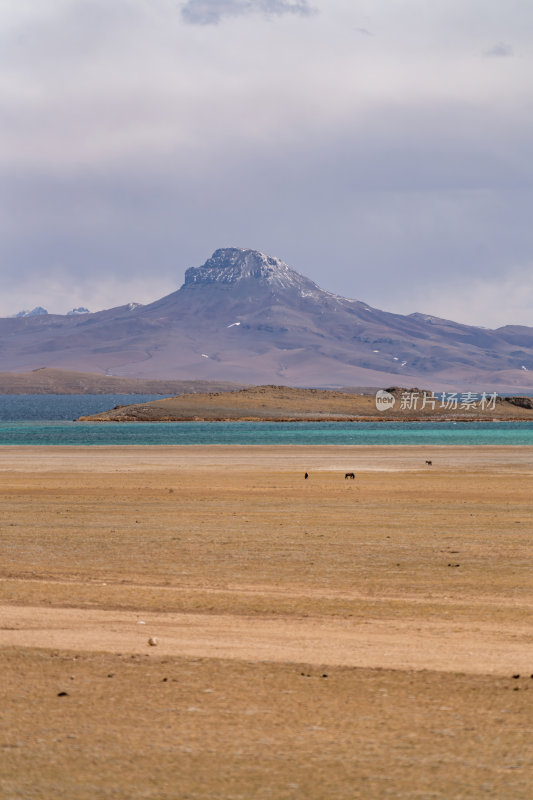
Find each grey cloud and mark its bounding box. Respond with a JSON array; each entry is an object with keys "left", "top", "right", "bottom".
[
  {"left": 484, "top": 41, "right": 514, "bottom": 57},
  {"left": 3, "top": 93, "right": 533, "bottom": 323},
  {"left": 180, "top": 0, "right": 315, "bottom": 25},
  {"left": 2, "top": 0, "right": 533, "bottom": 328}
]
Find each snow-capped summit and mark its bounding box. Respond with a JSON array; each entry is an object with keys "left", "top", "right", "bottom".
[
  {"left": 67, "top": 307, "right": 90, "bottom": 315},
  {"left": 183, "top": 248, "right": 320, "bottom": 295},
  {"left": 1, "top": 246, "right": 533, "bottom": 387},
  {"left": 14, "top": 306, "right": 48, "bottom": 317}
]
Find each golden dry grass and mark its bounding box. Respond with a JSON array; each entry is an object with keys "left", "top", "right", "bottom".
[{"left": 1, "top": 445, "right": 532, "bottom": 799}]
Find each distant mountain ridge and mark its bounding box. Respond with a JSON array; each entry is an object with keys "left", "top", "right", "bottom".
[
  {"left": 0, "top": 367, "right": 247, "bottom": 395},
  {"left": 14, "top": 306, "right": 92, "bottom": 318},
  {"left": 1, "top": 247, "right": 532, "bottom": 390}
]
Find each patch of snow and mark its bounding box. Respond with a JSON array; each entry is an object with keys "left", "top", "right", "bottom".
[
  {"left": 14, "top": 306, "right": 48, "bottom": 317},
  {"left": 201, "top": 353, "right": 209, "bottom": 358},
  {"left": 393, "top": 357, "right": 399, "bottom": 361},
  {"left": 67, "top": 307, "right": 90, "bottom": 315},
  {"left": 322, "top": 289, "right": 348, "bottom": 301},
  {"left": 521, "top": 365, "right": 528, "bottom": 371},
  {"left": 372, "top": 349, "right": 380, "bottom": 353},
  {"left": 227, "top": 322, "right": 241, "bottom": 328},
  {"left": 184, "top": 248, "right": 368, "bottom": 309},
  {"left": 128, "top": 302, "right": 143, "bottom": 311},
  {"left": 401, "top": 361, "right": 407, "bottom": 367},
  {"left": 186, "top": 248, "right": 326, "bottom": 295}
]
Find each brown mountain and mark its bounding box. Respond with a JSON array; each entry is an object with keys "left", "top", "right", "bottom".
[
  {"left": 0, "top": 367, "right": 246, "bottom": 395},
  {"left": 1, "top": 248, "right": 533, "bottom": 390}
]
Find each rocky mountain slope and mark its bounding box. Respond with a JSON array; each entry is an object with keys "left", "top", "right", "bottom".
[{"left": 1, "top": 248, "right": 533, "bottom": 389}]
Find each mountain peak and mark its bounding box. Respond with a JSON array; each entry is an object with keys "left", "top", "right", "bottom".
[
  {"left": 2, "top": 246, "right": 533, "bottom": 388},
  {"left": 183, "top": 247, "right": 318, "bottom": 293},
  {"left": 14, "top": 306, "right": 48, "bottom": 318}
]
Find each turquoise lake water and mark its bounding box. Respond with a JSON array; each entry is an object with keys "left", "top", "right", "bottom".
[
  {"left": 1, "top": 395, "right": 533, "bottom": 445},
  {"left": 2, "top": 420, "right": 533, "bottom": 446}
]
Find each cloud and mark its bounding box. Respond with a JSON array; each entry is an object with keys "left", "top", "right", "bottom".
[
  {"left": 180, "top": 0, "right": 315, "bottom": 25},
  {"left": 400, "top": 264, "right": 533, "bottom": 329},
  {"left": 0, "top": 265, "right": 176, "bottom": 318},
  {"left": 484, "top": 41, "right": 514, "bottom": 57},
  {"left": 1, "top": 0, "right": 533, "bottom": 329}
]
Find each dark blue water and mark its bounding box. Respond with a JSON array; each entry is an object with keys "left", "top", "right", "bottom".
[
  {"left": 1, "top": 395, "right": 533, "bottom": 445},
  {"left": 0, "top": 394, "right": 168, "bottom": 421}
]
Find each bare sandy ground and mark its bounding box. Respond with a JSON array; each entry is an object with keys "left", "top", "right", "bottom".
[
  {"left": 2, "top": 604, "right": 532, "bottom": 676},
  {"left": 3, "top": 443, "right": 533, "bottom": 471},
  {"left": 1, "top": 445, "right": 532, "bottom": 799}
]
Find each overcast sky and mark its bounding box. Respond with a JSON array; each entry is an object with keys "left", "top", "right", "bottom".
[{"left": 2, "top": 0, "right": 533, "bottom": 326}]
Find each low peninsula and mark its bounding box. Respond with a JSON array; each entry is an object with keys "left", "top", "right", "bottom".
[{"left": 78, "top": 385, "right": 533, "bottom": 422}]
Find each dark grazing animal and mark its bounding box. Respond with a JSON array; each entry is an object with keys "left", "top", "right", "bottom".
[
  {"left": 425, "top": 460, "right": 432, "bottom": 466},
  {"left": 345, "top": 472, "right": 355, "bottom": 479},
  {"left": 304, "top": 472, "right": 309, "bottom": 479}
]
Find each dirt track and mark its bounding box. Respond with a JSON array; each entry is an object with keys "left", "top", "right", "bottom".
[
  {"left": 2, "top": 603, "right": 532, "bottom": 675},
  {"left": 1, "top": 445, "right": 532, "bottom": 799}
]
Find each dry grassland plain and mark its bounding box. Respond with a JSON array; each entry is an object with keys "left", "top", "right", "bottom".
[{"left": 1, "top": 445, "right": 532, "bottom": 799}]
